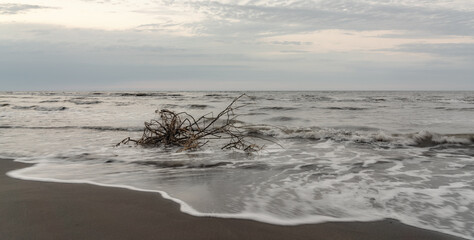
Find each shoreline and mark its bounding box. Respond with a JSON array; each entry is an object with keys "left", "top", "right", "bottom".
[{"left": 0, "top": 158, "right": 467, "bottom": 240}]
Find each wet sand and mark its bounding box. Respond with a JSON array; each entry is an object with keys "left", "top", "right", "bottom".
[{"left": 0, "top": 159, "right": 466, "bottom": 240}]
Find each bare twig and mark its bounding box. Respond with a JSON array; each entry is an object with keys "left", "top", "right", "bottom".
[{"left": 117, "top": 94, "right": 268, "bottom": 152}]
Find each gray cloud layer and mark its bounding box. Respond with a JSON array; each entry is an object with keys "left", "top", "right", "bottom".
[
  {"left": 1, "top": 0, "right": 473, "bottom": 90},
  {"left": 1, "top": 24, "right": 472, "bottom": 91},
  {"left": 0, "top": 3, "right": 52, "bottom": 15},
  {"left": 178, "top": 0, "right": 474, "bottom": 36},
  {"left": 391, "top": 43, "right": 474, "bottom": 58}
]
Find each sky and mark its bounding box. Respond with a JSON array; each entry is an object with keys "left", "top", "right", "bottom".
[{"left": 0, "top": 0, "right": 473, "bottom": 91}]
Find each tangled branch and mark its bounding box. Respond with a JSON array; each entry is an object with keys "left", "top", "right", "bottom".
[{"left": 117, "top": 94, "right": 264, "bottom": 152}]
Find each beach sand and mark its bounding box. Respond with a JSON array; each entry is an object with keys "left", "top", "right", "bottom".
[{"left": 0, "top": 159, "right": 466, "bottom": 240}]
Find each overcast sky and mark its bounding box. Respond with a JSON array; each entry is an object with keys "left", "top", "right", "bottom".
[{"left": 1, "top": 0, "right": 473, "bottom": 91}]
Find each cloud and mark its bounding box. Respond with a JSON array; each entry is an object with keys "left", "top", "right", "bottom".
[
  {"left": 1, "top": 0, "right": 474, "bottom": 92},
  {"left": 1, "top": 26, "right": 473, "bottom": 91},
  {"left": 271, "top": 41, "right": 312, "bottom": 46},
  {"left": 181, "top": 0, "right": 474, "bottom": 36},
  {"left": 389, "top": 43, "right": 474, "bottom": 58},
  {"left": 0, "top": 3, "right": 53, "bottom": 15}
]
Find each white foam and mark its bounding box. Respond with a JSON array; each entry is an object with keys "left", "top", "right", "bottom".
[
  {"left": 6, "top": 161, "right": 472, "bottom": 240},
  {"left": 6, "top": 162, "right": 380, "bottom": 225}
]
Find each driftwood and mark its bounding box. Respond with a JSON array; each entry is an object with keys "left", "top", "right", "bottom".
[{"left": 117, "top": 94, "right": 264, "bottom": 152}]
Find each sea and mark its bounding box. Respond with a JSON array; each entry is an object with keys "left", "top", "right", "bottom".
[{"left": 0, "top": 91, "right": 473, "bottom": 239}]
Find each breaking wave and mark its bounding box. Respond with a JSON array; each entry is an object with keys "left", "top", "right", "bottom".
[
  {"left": 11, "top": 105, "right": 68, "bottom": 111},
  {"left": 67, "top": 99, "right": 102, "bottom": 105},
  {"left": 324, "top": 107, "right": 369, "bottom": 111},
  {"left": 117, "top": 92, "right": 183, "bottom": 97},
  {"left": 254, "top": 107, "right": 298, "bottom": 111},
  {"left": 187, "top": 104, "right": 211, "bottom": 109},
  {"left": 135, "top": 160, "right": 232, "bottom": 169},
  {"left": 262, "top": 127, "right": 474, "bottom": 147},
  {"left": 0, "top": 125, "right": 142, "bottom": 132}
]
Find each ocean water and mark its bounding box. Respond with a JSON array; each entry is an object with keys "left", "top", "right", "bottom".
[{"left": 0, "top": 91, "right": 473, "bottom": 239}]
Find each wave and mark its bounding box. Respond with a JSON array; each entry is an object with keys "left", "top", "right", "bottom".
[
  {"left": 187, "top": 104, "right": 211, "bottom": 109},
  {"left": 267, "top": 116, "right": 299, "bottom": 122},
  {"left": 115, "top": 102, "right": 133, "bottom": 106},
  {"left": 6, "top": 166, "right": 381, "bottom": 231},
  {"left": 204, "top": 94, "right": 232, "bottom": 98},
  {"left": 7, "top": 150, "right": 472, "bottom": 240},
  {"left": 117, "top": 93, "right": 183, "bottom": 97},
  {"left": 119, "top": 93, "right": 160, "bottom": 97},
  {"left": 324, "top": 107, "right": 368, "bottom": 111},
  {"left": 463, "top": 96, "right": 474, "bottom": 103},
  {"left": 136, "top": 160, "right": 232, "bottom": 169},
  {"left": 244, "top": 112, "right": 269, "bottom": 116},
  {"left": 11, "top": 105, "right": 68, "bottom": 111},
  {"left": 366, "top": 97, "right": 386, "bottom": 102},
  {"left": 11, "top": 105, "right": 37, "bottom": 110},
  {"left": 255, "top": 107, "right": 298, "bottom": 111},
  {"left": 67, "top": 99, "right": 102, "bottom": 105},
  {"left": 37, "top": 106, "right": 67, "bottom": 111},
  {"left": 445, "top": 107, "right": 474, "bottom": 111},
  {"left": 301, "top": 96, "right": 386, "bottom": 103},
  {"left": 133, "top": 159, "right": 272, "bottom": 170},
  {"left": 81, "top": 126, "right": 142, "bottom": 132},
  {"left": 296, "top": 95, "right": 474, "bottom": 104},
  {"left": 301, "top": 95, "right": 334, "bottom": 102},
  {"left": 161, "top": 104, "right": 179, "bottom": 109},
  {"left": 0, "top": 125, "right": 142, "bottom": 132},
  {"left": 260, "top": 127, "right": 474, "bottom": 148}
]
